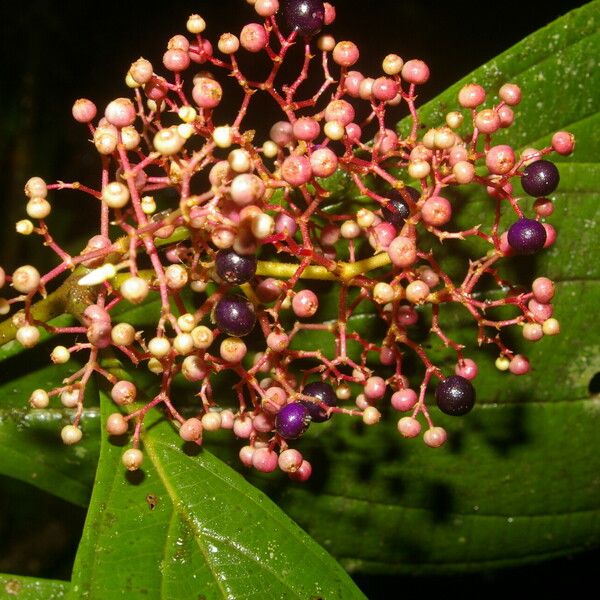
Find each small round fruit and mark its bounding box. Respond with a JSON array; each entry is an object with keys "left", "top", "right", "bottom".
[
  {"left": 122, "top": 448, "right": 144, "bottom": 471},
  {"left": 507, "top": 218, "right": 547, "bottom": 254},
  {"left": 282, "top": 0, "right": 325, "bottom": 36},
  {"left": 301, "top": 381, "right": 337, "bottom": 422},
  {"left": 275, "top": 402, "right": 311, "bottom": 439},
  {"left": 381, "top": 187, "right": 418, "bottom": 228},
  {"left": 215, "top": 249, "right": 257, "bottom": 285},
  {"left": 214, "top": 295, "right": 256, "bottom": 337},
  {"left": 435, "top": 375, "right": 475, "bottom": 416},
  {"left": 521, "top": 159, "right": 559, "bottom": 197}
]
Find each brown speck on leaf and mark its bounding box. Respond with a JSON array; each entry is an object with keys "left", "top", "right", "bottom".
[
  {"left": 5, "top": 579, "right": 21, "bottom": 595},
  {"left": 146, "top": 493, "right": 158, "bottom": 510}
]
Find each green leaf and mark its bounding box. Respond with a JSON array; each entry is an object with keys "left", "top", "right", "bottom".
[
  {"left": 0, "top": 335, "right": 100, "bottom": 506},
  {"left": 68, "top": 392, "right": 365, "bottom": 599},
  {"left": 0, "top": 574, "right": 69, "bottom": 599},
  {"left": 251, "top": 1, "right": 600, "bottom": 574}
]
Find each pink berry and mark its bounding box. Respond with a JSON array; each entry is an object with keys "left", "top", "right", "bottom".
[
  {"left": 289, "top": 459, "right": 312, "bottom": 481},
  {"left": 144, "top": 76, "right": 168, "bottom": 101},
  {"left": 391, "top": 389, "right": 418, "bottom": 411},
  {"left": 292, "top": 289, "right": 319, "bottom": 318},
  {"left": 292, "top": 117, "right": 320, "bottom": 141},
  {"left": 373, "top": 129, "right": 398, "bottom": 154},
  {"left": 532, "top": 277, "right": 555, "bottom": 303},
  {"left": 372, "top": 77, "right": 399, "bottom": 102},
  {"left": 233, "top": 415, "right": 254, "bottom": 438},
  {"left": 379, "top": 347, "right": 395, "bottom": 366},
  {"left": 528, "top": 299, "right": 553, "bottom": 322},
  {"left": 278, "top": 449, "right": 303, "bottom": 473},
  {"left": 256, "top": 278, "right": 283, "bottom": 303},
  {"left": 345, "top": 122, "right": 361, "bottom": 141},
  {"left": 323, "top": 2, "right": 336, "bottom": 25},
  {"left": 364, "top": 376, "right": 386, "bottom": 401},
  {"left": 458, "top": 83, "right": 486, "bottom": 108},
  {"left": 252, "top": 447, "right": 278, "bottom": 472},
  {"left": 310, "top": 147, "right": 338, "bottom": 177},
  {"left": 72, "top": 98, "right": 97, "bottom": 123},
  {"left": 509, "top": 354, "right": 530, "bottom": 375},
  {"left": 498, "top": 105, "right": 515, "bottom": 127},
  {"left": 270, "top": 121, "right": 294, "bottom": 146},
  {"left": 106, "top": 413, "right": 129, "bottom": 436},
  {"left": 163, "top": 48, "right": 190, "bottom": 72},
  {"left": 405, "top": 280, "right": 430, "bottom": 304},
  {"left": 230, "top": 174, "right": 265, "bottom": 206},
  {"left": 192, "top": 77, "right": 223, "bottom": 109},
  {"left": 253, "top": 412, "right": 274, "bottom": 433},
  {"left": 423, "top": 427, "right": 447, "bottom": 448},
  {"left": 499, "top": 231, "right": 513, "bottom": 256},
  {"left": 369, "top": 222, "right": 396, "bottom": 250},
  {"left": 324, "top": 99, "right": 355, "bottom": 125},
  {"left": 333, "top": 41, "right": 359, "bottom": 67},
  {"left": 275, "top": 214, "right": 298, "bottom": 236},
  {"left": 551, "top": 131, "right": 575, "bottom": 155},
  {"left": 475, "top": 109, "right": 501, "bottom": 134},
  {"left": 344, "top": 70, "right": 364, "bottom": 97},
  {"left": 179, "top": 418, "right": 203, "bottom": 442},
  {"left": 255, "top": 0, "right": 279, "bottom": 17},
  {"left": 421, "top": 196, "right": 452, "bottom": 227},
  {"left": 499, "top": 83, "right": 522, "bottom": 106},
  {"left": 111, "top": 380, "right": 137, "bottom": 405},
  {"left": 239, "top": 445, "right": 255, "bottom": 467},
  {"left": 267, "top": 331, "right": 290, "bottom": 352},
  {"left": 281, "top": 155, "right": 313, "bottom": 186},
  {"left": 240, "top": 23, "right": 268, "bottom": 52},
  {"left": 189, "top": 39, "right": 213, "bottom": 64},
  {"left": 401, "top": 59, "right": 429, "bottom": 85},
  {"left": 455, "top": 358, "right": 478, "bottom": 380},
  {"left": 263, "top": 386, "right": 288, "bottom": 413},
  {"left": 486, "top": 145, "right": 516, "bottom": 175},
  {"left": 523, "top": 323, "right": 544, "bottom": 341},
  {"left": 398, "top": 416, "right": 421, "bottom": 438},
  {"left": 543, "top": 223, "right": 557, "bottom": 248},
  {"left": 388, "top": 236, "right": 417, "bottom": 268},
  {"left": 398, "top": 302, "right": 418, "bottom": 326}
]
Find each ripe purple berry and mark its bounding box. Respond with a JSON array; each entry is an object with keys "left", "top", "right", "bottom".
[
  {"left": 507, "top": 218, "right": 547, "bottom": 254},
  {"left": 215, "top": 249, "right": 257, "bottom": 285},
  {"left": 275, "top": 402, "right": 311, "bottom": 439},
  {"left": 282, "top": 0, "right": 325, "bottom": 37},
  {"left": 301, "top": 381, "right": 337, "bottom": 422},
  {"left": 382, "top": 186, "right": 418, "bottom": 228},
  {"left": 214, "top": 295, "right": 256, "bottom": 337},
  {"left": 435, "top": 375, "right": 475, "bottom": 416},
  {"left": 521, "top": 159, "right": 559, "bottom": 197}
]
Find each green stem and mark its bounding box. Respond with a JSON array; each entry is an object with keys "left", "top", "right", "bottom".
[{"left": 0, "top": 268, "right": 93, "bottom": 346}]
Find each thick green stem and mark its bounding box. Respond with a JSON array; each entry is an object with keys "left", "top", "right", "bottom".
[{"left": 0, "top": 268, "right": 93, "bottom": 346}]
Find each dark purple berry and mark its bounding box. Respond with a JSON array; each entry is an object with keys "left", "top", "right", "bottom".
[
  {"left": 521, "top": 159, "right": 559, "bottom": 197},
  {"left": 382, "top": 186, "right": 418, "bottom": 228},
  {"left": 507, "top": 218, "right": 547, "bottom": 254},
  {"left": 215, "top": 249, "right": 257, "bottom": 285},
  {"left": 301, "top": 381, "right": 337, "bottom": 422},
  {"left": 282, "top": 0, "right": 325, "bottom": 37},
  {"left": 435, "top": 375, "right": 475, "bottom": 416},
  {"left": 275, "top": 402, "right": 311, "bottom": 439},
  {"left": 214, "top": 295, "right": 256, "bottom": 337}
]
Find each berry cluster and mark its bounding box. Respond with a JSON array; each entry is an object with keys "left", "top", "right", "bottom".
[{"left": 1, "top": 0, "right": 574, "bottom": 479}]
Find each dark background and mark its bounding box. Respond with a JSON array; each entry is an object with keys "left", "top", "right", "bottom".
[{"left": 0, "top": 0, "right": 595, "bottom": 597}]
